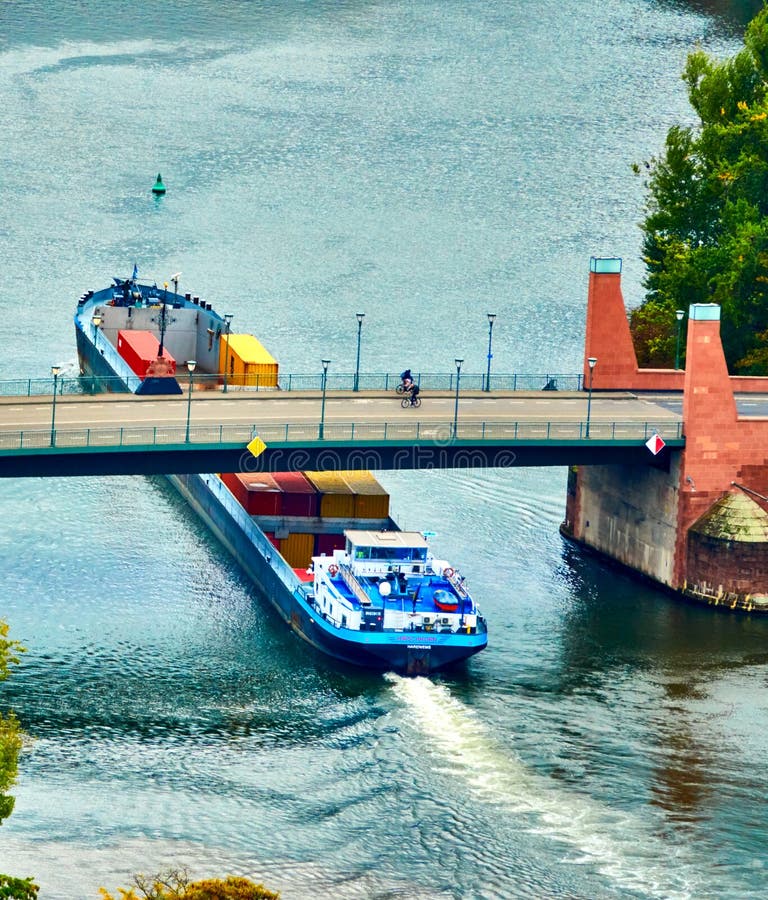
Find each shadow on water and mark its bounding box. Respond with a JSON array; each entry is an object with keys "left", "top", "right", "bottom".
[
  {"left": 663, "top": 0, "right": 764, "bottom": 31},
  {"left": 554, "top": 540, "right": 768, "bottom": 682}
]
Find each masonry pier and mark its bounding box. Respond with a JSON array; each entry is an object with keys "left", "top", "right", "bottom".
[{"left": 563, "top": 258, "right": 768, "bottom": 612}]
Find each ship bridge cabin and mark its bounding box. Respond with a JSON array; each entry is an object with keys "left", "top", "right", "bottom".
[{"left": 345, "top": 530, "right": 429, "bottom": 577}]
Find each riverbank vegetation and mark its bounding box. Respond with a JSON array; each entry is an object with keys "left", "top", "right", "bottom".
[
  {"left": 99, "top": 870, "right": 279, "bottom": 899},
  {"left": 0, "top": 620, "right": 35, "bottom": 899},
  {"left": 631, "top": 6, "right": 768, "bottom": 372}
]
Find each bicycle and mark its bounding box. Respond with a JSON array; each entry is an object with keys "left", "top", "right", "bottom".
[
  {"left": 401, "top": 395, "right": 422, "bottom": 408},
  {"left": 396, "top": 379, "right": 413, "bottom": 394}
]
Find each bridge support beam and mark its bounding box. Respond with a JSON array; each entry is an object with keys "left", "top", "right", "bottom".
[{"left": 569, "top": 269, "right": 768, "bottom": 612}]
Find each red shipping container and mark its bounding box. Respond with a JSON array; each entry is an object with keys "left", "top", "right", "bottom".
[
  {"left": 219, "top": 473, "right": 281, "bottom": 515},
  {"left": 315, "top": 532, "right": 346, "bottom": 556},
  {"left": 272, "top": 471, "right": 319, "bottom": 517},
  {"left": 220, "top": 472, "right": 248, "bottom": 509},
  {"left": 241, "top": 473, "right": 282, "bottom": 516},
  {"left": 117, "top": 330, "right": 176, "bottom": 377}
]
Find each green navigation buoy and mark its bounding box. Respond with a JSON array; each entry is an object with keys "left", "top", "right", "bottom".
[{"left": 152, "top": 173, "right": 166, "bottom": 195}]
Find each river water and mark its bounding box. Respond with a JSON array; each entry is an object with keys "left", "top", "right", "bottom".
[{"left": 2, "top": 1, "right": 768, "bottom": 897}]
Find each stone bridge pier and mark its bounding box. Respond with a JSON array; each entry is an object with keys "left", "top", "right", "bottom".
[{"left": 563, "top": 258, "right": 768, "bottom": 611}]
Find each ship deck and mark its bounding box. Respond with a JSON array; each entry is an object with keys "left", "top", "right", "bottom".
[{"left": 332, "top": 572, "right": 472, "bottom": 615}]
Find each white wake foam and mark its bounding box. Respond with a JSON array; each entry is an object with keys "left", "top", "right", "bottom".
[{"left": 386, "top": 673, "right": 704, "bottom": 899}]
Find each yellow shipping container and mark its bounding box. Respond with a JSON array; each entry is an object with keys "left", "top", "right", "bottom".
[
  {"left": 305, "top": 471, "right": 356, "bottom": 518},
  {"left": 220, "top": 333, "right": 279, "bottom": 387},
  {"left": 340, "top": 471, "right": 390, "bottom": 519},
  {"left": 280, "top": 532, "right": 315, "bottom": 568}
]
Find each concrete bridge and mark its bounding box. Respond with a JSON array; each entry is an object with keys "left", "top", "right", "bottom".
[{"left": 0, "top": 388, "right": 682, "bottom": 476}]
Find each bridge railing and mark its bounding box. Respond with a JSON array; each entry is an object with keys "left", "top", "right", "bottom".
[
  {"left": 0, "top": 419, "right": 684, "bottom": 451},
  {"left": 0, "top": 371, "right": 584, "bottom": 397}
]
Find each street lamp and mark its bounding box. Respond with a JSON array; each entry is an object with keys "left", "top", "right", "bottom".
[
  {"left": 674, "top": 309, "right": 685, "bottom": 370},
  {"left": 453, "top": 357, "right": 463, "bottom": 439},
  {"left": 319, "top": 359, "right": 331, "bottom": 440},
  {"left": 91, "top": 313, "right": 102, "bottom": 341},
  {"left": 185, "top": 360, "right": 196, "bottom": 443},
  {"left": 354, "top": 312, "right": 365, "bottom": 392},
  {"left": 222, "top": 313, "right": 234, "bottom": 393},
  {"left": 485, "top": 313, "right": 496, "bottom": 392},
  {"left": 586, "top": 357, "right": 597, "bottom": 438},
  {"left": 50, "top": 365, "right": 60, "bottom": 447}
]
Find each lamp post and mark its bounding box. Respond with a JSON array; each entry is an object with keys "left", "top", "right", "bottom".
[
  {"left": 453, "top": 357, "right": 463, "bottom": 439},
  {"left": 354, "top": 312, "right": 365, "bottom": 392},
  {"left": 674, "top": 309, "right": 685, "bottom": 370},
  {"left": 50, "top": 365, "right": 60, "bottom": 447},
  {"left": 585, "top": 357, "right": 597, "bottom": 438},
  {"left": 91, "top": 313, "right": 102, "bottom": 340},
  {"left": 157, "top": 300, "right": 168, "bottom": 358},
  {"left": 185, "top": 360, "right": 196, "bottom": 443},
  {"left": 222, "top": 313, "right": 234, "bottom": 392},
  {"left": 171, "top": 272, "right": 181, "bottom": 297},
  {"left": 319, "top": 359, "right": 331, "bottom": 439},
  {"left": 485, "top": 313, "right": 496, "bottom": 392}
]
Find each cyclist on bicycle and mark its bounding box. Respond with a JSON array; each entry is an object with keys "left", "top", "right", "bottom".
[
  {"left": 400, "top": 369, "right": 413, "bottom": 389},
  {"left": 409, "top": 383, "right": 420, "bottom": 406}
]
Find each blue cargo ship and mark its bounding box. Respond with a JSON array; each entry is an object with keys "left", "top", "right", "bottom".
[{"left": 74, "top": 272, "right": 488, "bottom": 674}]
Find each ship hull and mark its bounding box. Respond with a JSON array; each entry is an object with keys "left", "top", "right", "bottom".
[
  {"left": 171, "top": 472, "right": 487, "bottom": 674},
  {"left": 74, "top": 282, "right": 487, "bottom": 674}
]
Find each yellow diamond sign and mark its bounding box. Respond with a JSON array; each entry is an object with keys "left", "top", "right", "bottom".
[{"left": 246, "top": 435, "right": 267, "bottom": 459}]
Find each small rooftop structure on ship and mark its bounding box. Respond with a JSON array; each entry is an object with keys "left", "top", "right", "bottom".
[{"left": 345, "top": 530, "right": 428, "bottom": 564}]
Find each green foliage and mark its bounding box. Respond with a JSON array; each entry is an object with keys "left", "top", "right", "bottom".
[
  {"left": 0, "top": 620, "right": 24, "bottom": 682},
  {"left": 633, "top": 6, "right": 768, "bottom": 373},
  {"left": 99, "top": 870, "right": 280, "bottom": 900},
  {"left": 0, "top": 875, "right": 38, "bottom": 900},
  {"left": 0, "top": 620, "right": 33, "bottom": 892},
  {"left": 0, "top": 620, "right": 25, "bottom": 828}
]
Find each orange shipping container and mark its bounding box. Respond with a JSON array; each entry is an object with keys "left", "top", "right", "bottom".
[
  {"left": 280, "top": 532, "right": 315, "bottom": 568},
  {"left": 304, "top": 471, "right": 355, "bottom": 518},
  {"left": 342, "top": 471, "right": 390, "bottom": 519}
]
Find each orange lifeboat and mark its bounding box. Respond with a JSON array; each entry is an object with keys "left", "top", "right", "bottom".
[{"left": 433, "top": 589, "right": 459, "bottom": 612}]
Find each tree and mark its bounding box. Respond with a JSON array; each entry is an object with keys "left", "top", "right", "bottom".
[
  {"left": 631, "top": 6, "right": 768, "bottom": 373},
  {"left": 0, "top": 620, "right": 34, "bottom": 899},
  {"left": 0, "top": 620, "right": 24, "bottom": 825},
  {"left": 99, "top": 870, "right": 279, "bottom": 900},
  {"left": 0, "top": 876, "right": 38, "bottom": 900}
]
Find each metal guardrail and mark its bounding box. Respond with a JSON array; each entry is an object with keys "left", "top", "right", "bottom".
[
  {"left": 0, "top": 371, "right": 584, "bottom": 397},
  {"left": 0, "top": 419, "right": 684, "bottom": 452}
]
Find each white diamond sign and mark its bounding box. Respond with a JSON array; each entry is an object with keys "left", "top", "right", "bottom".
[{"left": 645, "top": 433, "right": 666, "bottom": 456}]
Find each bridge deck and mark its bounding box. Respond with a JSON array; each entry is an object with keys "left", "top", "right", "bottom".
[{"left": 0, "top": 389, "right": 685, "bottom": 477}]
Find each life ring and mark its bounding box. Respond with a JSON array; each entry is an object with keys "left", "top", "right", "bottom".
[
  {"left": 328, "top": 564, "right": 339, "bottom": 576},
  {"left": 443, "top": 567, "right": 455, "bottom": 579}
]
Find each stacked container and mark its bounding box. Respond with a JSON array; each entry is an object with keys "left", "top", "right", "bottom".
[
  {"left": 219, "top": 472, "right": 281, "bottom": 515},
  {"left": 343, "top": 471, "right": 390, "bottom": 519},
  {"left": 271, "top": 472, "right": 319, "bottom": 517},
  {"left": 217, "top": 470, "right": 392, "bottom": 571},
  {"left": 304, "top": 471, "right": 356, "bottom": 518}
]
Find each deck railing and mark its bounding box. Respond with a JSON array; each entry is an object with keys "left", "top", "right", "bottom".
[
  {"left": 0, "top": 371, "right": 584, "bottom": 397},
  {"left": 0, "top": 418, "right": 684, "bottom": 452}
]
